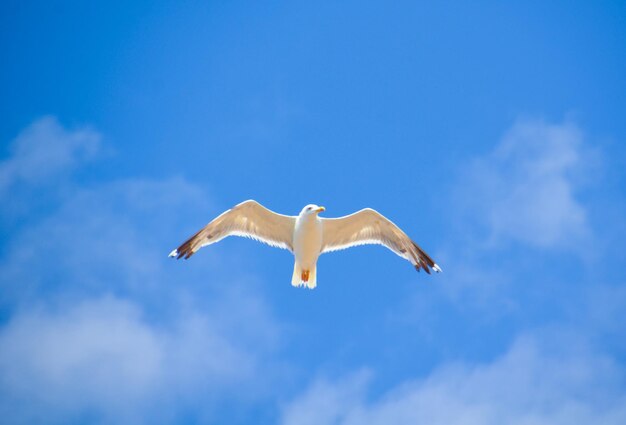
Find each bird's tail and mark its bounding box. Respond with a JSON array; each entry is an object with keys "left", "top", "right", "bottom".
[{"left": 291, "top": 262, "right": 317, "bottom": 289}]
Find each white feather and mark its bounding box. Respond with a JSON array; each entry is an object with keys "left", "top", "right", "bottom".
[{"left": 321, "top": 208, "right": 439, "bottom": 273}]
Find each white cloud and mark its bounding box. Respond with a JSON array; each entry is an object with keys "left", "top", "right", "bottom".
[
  {"left": 0, "top": 175, "right": 212, "bottom": 308},
  {"left": 0, "top": 296, "right": 268, "bottom": 424},
  {"left": 458, "top": 119, "right": 592, "bottom": 249},
  {"left": 281, "top": 372, "right": 371, "bottom": 425},
  {"left": 0, "top": 117, "right": 283, "bottom": 423},
  {"left": 428, "top": 119, "right": 601, "bottom": 313},
  {"left": 282, "top": 331, "right": 626, "bottom": 425},
  {"left": 0, "top": 116, "right": 100, "bottom": 195}
]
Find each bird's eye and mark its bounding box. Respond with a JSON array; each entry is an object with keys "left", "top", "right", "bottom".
[{"left": 306, "top": 207, "right": 312, "bottom": 211}]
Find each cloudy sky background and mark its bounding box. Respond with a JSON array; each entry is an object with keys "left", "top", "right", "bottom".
[{"left": 1, "top": 1, "right": 626, "bottom": 424}]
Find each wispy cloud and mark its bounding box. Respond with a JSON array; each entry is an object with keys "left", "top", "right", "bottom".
[
  {"left": 0, "top": 117, "right": 282, "bottom": 424},
  {"left": 281, "top": 371, "right": 371, "bottom": 425},
  {"left": 429, "top": 119, "right": 602, "bottom": 313},
  {"left": 281, "top": 118, "right": 626, "bottom": 425},
  {"left": 0, "top": 174, "right": 211, "bottom": 309},
  {"left": 456, "top": 119, "right": 593, "bottom": 250},
  {"left": 0, "top": 116, "right": 100, "bottom": 195},
  {"left": 0, "top": 296, "right": 269, "bottom": 424},
  {"left": 282, "top": 330, "right": 626, "bottom": 425}
]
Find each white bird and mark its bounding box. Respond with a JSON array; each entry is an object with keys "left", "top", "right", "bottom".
[{"left": 169, "top": 200, "right": 441, "bottom": 289}]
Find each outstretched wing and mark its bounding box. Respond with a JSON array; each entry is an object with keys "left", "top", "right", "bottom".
[
  {"left": 321, "top": 208, "right": 441, "bottom": 273},
  {"left": 169, "top": 200, "right": 296, "bottom": 259}
]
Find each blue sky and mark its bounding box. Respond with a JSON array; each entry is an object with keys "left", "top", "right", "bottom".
[{"left": 1, "top": 1, "right": 626, "bottom": 424}]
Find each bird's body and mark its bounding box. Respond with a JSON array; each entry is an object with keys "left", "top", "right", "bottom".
[
  {"left": 169, "top": 200, "right": 441, "bottom": 289},
  {"left": 292, "top": 209, "right": 324, "bottom": 288}
]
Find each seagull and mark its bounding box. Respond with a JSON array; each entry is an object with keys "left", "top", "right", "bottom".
[{"left": 169, "top": 200, "right": 441, "bottom": 289}]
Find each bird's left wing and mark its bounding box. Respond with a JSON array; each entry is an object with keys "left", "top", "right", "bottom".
[
  {"left": 169, "top": 200, "right": 296, "bottom": 259},
  {"left": 321, "top": 208, "right": 441, "bottom": 273}
]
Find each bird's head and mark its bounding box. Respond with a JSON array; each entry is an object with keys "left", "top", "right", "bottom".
[{"left": 300, "top": 204, "right": 325, "bottom": 217}]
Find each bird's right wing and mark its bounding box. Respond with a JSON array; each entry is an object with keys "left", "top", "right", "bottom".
[
  {"left": 321, "top": 208, "right": 441, "bottom": 273},
  {"left": 169, "top": 200, "right": 296, "bottom": 259}
]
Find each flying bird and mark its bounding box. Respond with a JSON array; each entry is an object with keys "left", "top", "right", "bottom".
[{"left": 169, "top": 200, "right": 441, "bottom": 289}]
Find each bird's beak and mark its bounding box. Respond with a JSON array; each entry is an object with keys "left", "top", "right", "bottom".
[{"left": 316, "top": 206, "right": 325, "bottom": 213}]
